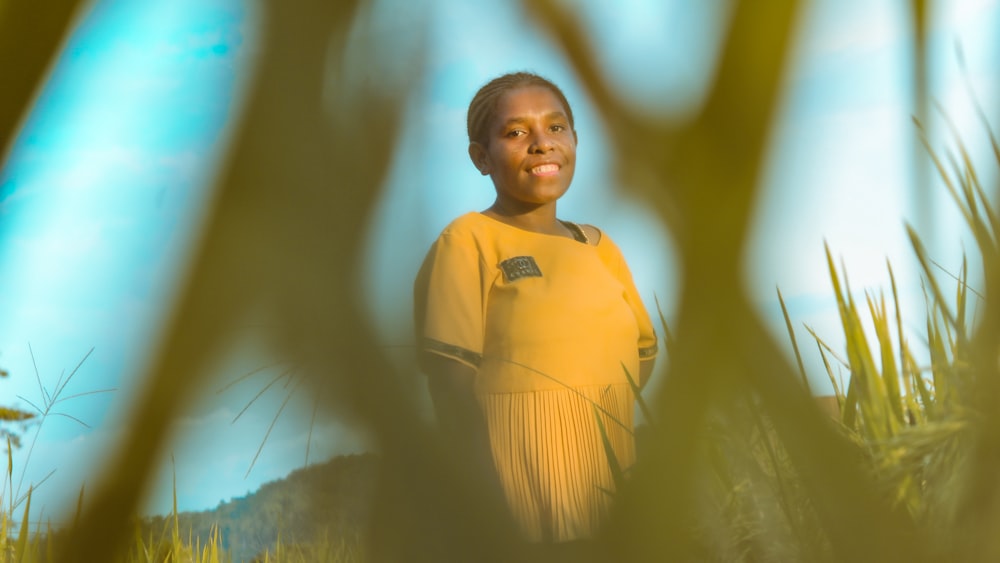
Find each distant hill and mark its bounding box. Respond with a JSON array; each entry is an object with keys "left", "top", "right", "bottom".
[{"left": 142, "top": 453, "right": 378, "bottom": 562}]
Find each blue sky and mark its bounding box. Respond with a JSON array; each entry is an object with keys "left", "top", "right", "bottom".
[{"left": 1, "top": 0, "right": 998, "bottom": 519}]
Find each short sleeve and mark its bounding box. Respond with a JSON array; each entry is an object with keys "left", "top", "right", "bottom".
[
  {"left": 413, "top": 231, "right": 486, "bottom": 371},
  {"left": 598, "top": 235, "right": 658, "bottom": 361}
]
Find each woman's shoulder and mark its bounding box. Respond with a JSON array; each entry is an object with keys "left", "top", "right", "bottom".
[
  {"left": 580, "top": 224, "right": 628, "bottom": 264},
  {"left": 578, "top": 223, "right": 603, "bottom": 246},
  {"left": 429, "top": 212, "right": 502, "bottom": 252},
  {"left": 437, "top": 212, "right": 494, "bottom": 236},
  {"left": 562, "top": 221, "right": 606, "bottom": 247}
]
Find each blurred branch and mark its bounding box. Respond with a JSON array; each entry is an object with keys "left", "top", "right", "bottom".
[{"left": 0, "top": 1, "right": 88, "bottom": 169}]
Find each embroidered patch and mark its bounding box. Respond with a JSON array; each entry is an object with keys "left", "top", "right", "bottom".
[{"left": 499, "top": 256, "right": 542, "bottom": 282}]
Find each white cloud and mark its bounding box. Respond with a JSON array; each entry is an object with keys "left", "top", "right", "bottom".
[
  {"left": 749, "top": 101, "right": 915, "bottom": 300},
  {"left": 6, "top": 424, "right": 126, "bottom": 525},
  {"left": 941, "top": 0, "right": 1000, "bottom": 29}
]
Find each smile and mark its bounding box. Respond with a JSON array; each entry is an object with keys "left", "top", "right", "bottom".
[{"left": 529, "top": 164, "right": 560, "bottom": 176}]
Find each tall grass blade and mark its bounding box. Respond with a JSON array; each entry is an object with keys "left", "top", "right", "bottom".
[
  {"left": 814, "top": 340, "right": 843, "bottom": 406},
  {"left": 777, "top": 287, "right": 810, "bottom": 391},
  {"left": 888, "top": 263, "right": 923, "bottom": 425},
  {"left": 954, "top": 40, "right": 1000, "bottom": 165},
  {"left": 48, "top": 347, "right": 95, "bottom": 407},
  {"left": 73, "top": 485, "right": 84, "bottom": 533},
  {"left": 6, "top": 435, "right": 11, "bottom": 514},
  {"left": 305, "top": 392, "right": 320, "bottom": 467},
  {"left": 231, "top": 367, "right": 295, "bottom": 424},
  {"left": 929, "top": 256, "right": 985, "bottom": 301},
  {"left": 28, "top": 344, "right": 50, "bottom": 409},
  {"left": 907, "top": 226, "right": 962, "bottom": 335},
  {"left": 246, "top": 379, "right": 302, "bottom": 478},
  {"left": 593, "top": 405, "right": 625, "bottom": 494},
  {"left": 15, "top": 486, "right": 31, "bottom": 561},
  {"left": 1, "top": 512, "right": 7, "bottom": 562},
  {"left": 936, "top": 103, "right": 1000, "bottom": 250},
  {"left": 171, "top": 455, "right": 180, "bottom": 554},
  {"left": 654, "top": 294, "right": 675, "bottom": 360},
  {"left": 825, "top": 246, "right": 861, "bottom": 430},
  {"left": 623, "top": 363, "right": 655, "bottom": 427},
  {"left": 865, "top": 290, "right": 904, "bottom": 427}
]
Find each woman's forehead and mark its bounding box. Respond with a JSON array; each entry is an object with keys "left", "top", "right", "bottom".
[{"left": 494, "top": 86, "right": 569, "bottom": 119}]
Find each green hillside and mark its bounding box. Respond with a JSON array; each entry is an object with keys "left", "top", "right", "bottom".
[{"left": 141, "top": 453, "right": 378, "bottom": 562}]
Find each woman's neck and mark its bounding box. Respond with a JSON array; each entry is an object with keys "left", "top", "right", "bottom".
[{"left": 482, "top": 201, "right": 568, "bottom": 237}]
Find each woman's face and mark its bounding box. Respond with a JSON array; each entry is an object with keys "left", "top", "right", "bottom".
[{"left": 469, "top": 86, "right": 577, "bottom": 212}]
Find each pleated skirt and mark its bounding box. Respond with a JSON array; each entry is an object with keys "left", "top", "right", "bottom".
[{"left": 478, "top": 383, "right": 636, "bottom": 543}]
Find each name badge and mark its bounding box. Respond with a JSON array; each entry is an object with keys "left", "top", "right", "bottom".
[{"left": 500, "top": 256, "right": 542, "bottom": 282}]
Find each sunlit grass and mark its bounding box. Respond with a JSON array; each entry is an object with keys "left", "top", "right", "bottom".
[
  {"left": 5, "top": 0, "right": 1000, "bottom": 562},
  {"left": 0, "top": 457, "right": 364, "bottom": 563},
  {"left": 0, "top": 100, "right": 997, "bottom": 563}
]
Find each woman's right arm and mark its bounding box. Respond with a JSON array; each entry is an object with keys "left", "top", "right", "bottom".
[
  {"left": 423, "top": 354, "right": 494, "bottom": 471},
  {"left": 424, "top": 354, "right": 477, "bottom": 421},
  {"left": 422, "top": 353, "right": 509, "bottom": 511},
  {"left": 415, "top": 225, "right": 508, "bottom": 505}
]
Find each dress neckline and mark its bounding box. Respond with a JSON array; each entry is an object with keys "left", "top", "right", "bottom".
[{"left": 475, "top": 212, "right": 598, "bottom": 246}]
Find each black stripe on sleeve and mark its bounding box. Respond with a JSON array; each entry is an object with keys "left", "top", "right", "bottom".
[
  {"left": 639, "top": 344, "right": 658, "bottom": 359},
  {"left": 423, "top": 338, "right": 483, "bottom": 367}
]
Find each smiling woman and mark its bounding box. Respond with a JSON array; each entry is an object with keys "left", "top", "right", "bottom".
[
  {"left": 414, "top": 72, "right": 658, "bottom": 552},
  {"left": 470, "top": 85, "right": 578, "bottom": 220}
]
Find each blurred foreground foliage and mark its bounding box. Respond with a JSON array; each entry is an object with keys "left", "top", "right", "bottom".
[
  {"left": 3, "top": 0, "right": 1000, "bottom": 562},
  {"left": 1, "top": 354, "right": 33, "bottom": 452}
]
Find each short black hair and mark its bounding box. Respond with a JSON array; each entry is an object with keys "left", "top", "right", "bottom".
[{"left": 466, "top": 72, "right": 575, "bottom": 146}]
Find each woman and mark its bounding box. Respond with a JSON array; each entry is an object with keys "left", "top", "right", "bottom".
[{"left": 413, "top": 72, "right": 658, "bottom": 545}]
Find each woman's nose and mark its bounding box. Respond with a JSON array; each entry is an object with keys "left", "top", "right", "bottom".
[{"left": 529, "top": 132, "right": 554, "bottom": 153}]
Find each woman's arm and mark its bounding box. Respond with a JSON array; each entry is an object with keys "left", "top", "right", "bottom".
[
  {"left": 422, "top": 354, "right": 506, "bottom": 502},
  {"left": 424, "top": 353, "right": 481, "bottom": 438}
]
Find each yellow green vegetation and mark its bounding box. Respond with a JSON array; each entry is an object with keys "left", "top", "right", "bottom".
[
  {"left": 1, "top": 456, "right": 371, "bottom": 562},
  {"left": 1, "top": 136, "right": 995, "bottom": 561},
  {"left": 0, "top": 367, "right": 35, "bottom": 451},
  {"left": 4, "top": 1, "right": 1000, "bottom": 562}
]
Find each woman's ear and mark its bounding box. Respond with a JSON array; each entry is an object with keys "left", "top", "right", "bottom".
[{"left": 468, "top": 142, "right": 490, "bottom": 176}]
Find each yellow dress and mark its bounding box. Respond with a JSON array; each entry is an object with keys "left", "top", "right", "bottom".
[{"left": 414, "top": 212, "right": 658, "bottom": 543}]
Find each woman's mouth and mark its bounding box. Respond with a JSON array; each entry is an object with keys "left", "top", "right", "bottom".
[{"left": 529, "top": 164, "right": 560, "bottom": 176}]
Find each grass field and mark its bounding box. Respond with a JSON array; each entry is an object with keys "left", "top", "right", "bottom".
[
  {"left": 2, "top": 134, "right": 996, "bottom": 560},
  {"left": 4, "top": 1, "right": 1000, "bottom": 561}
]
